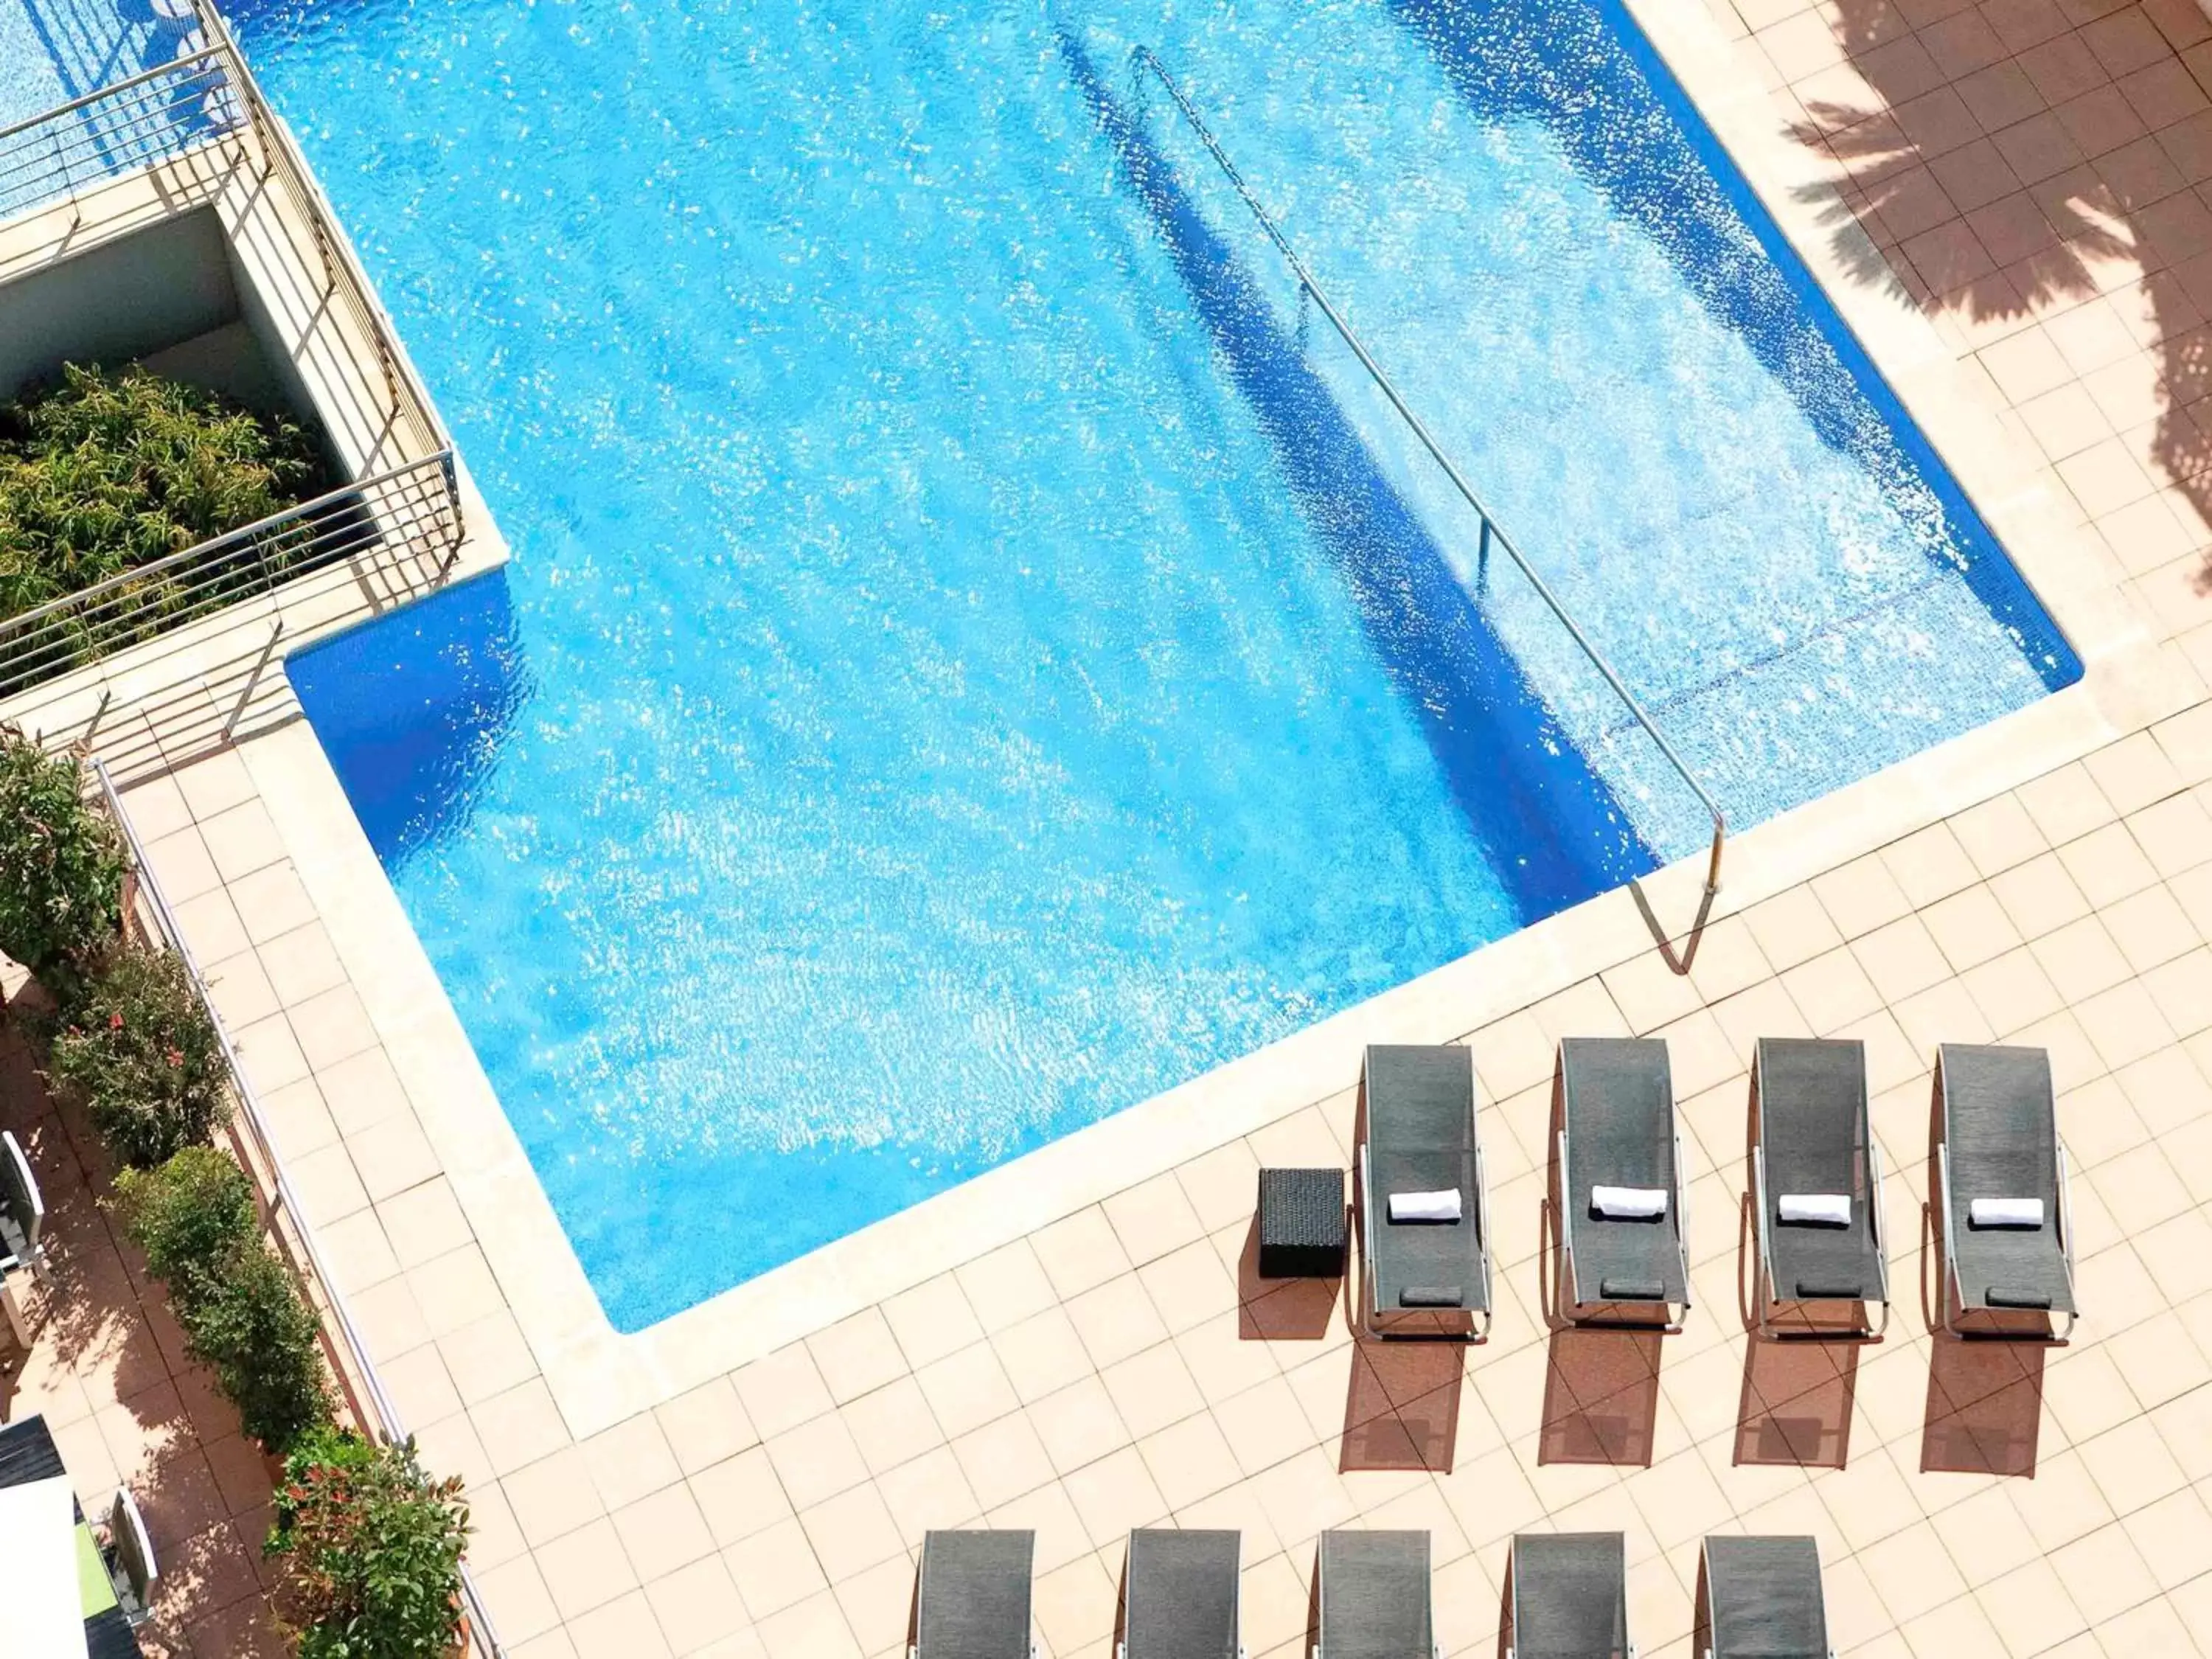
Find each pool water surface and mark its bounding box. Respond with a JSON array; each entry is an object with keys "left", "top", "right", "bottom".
[{"left": 242, "top": 0, "right": 2081, "bottom": 1329}]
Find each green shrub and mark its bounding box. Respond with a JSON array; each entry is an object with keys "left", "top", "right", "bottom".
[
  {"left": 0, "top": 728, "right": 124, "bottom": 985},
  {"left": 108, "top": 1144, "right": 330, "bottom": 1455},
  {"left": 268, "top": 1427, "right": 468, "bottom": 1659},
  {"left": 187, "top": 1242, "right": 333, "bottom": 1455},
  {"left": 108, "top": 1145, "right": 257, "bottom": 1304},
  {"left": 0, "top": 363, "right": 327, "bottom": 619},
  {"left": 46, "top": 946, "right": 228, "bottom": 1167}
]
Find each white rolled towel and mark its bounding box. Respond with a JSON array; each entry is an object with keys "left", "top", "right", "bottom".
[
  {"left": 1388, "top": 1189, "right": 1461, "bottom": 1224},
  {"left": 1778, "top": 1192, "right": 1851, "bottom": 1227},
  {"left": 1969, "top": 1197, "right": 2044, "bottom": 1229},
  {"left": 1592, "top": 1184, "right": 1667, "bottom": 1220}
]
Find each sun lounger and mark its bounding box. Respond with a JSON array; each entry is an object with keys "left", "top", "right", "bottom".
[
  {"left": 1557, "top": 1038, "right": 1690, "bottom": 1331},
  {"left": 1318, "top": 1529, "right": 1434, "bottom": 1659},
  {"left": 1358, "top": 1045, "right": 1491, "bottom": 1341},
  {"left": 1120, "top": 1528, "right": 1239, "bottom": 1659},
  {"left": 1507, "top": 1531, "right": 1630, "bottom": 1659},
  {"left": 914, "top": 1530, "right": 1035, "bottom": 1659},
  {"left": 1701, "top": 1536, "right": 1832, "bottom": 1659},
  {"left": 0, "top": 1130, "right": 47, "bottom": 1280},
  {"left": 1936, "top": 1043, "right": 2076, "bottom": 1341},
  {"left": 1751, "top": 1040, "right": 1888, "bottom": 1341}
]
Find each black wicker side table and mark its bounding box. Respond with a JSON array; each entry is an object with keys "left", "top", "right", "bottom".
[{"left": 1256, "top": 1167, "right": 1346, "bottom": 1279}]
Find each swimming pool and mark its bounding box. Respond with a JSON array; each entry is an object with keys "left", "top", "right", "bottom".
[{"left": 246, "top": 0, "right": 2079, "bottom": 1329}]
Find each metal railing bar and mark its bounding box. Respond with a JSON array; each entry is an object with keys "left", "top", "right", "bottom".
[
  {"left": 1130, "top": 46, "right": 1727, "bottom": 897},
  {"left": 90, "top": 757, "right": 504, "bottom": 1655},
  {"left": 0, "top": 48, "right": 229, "bottom": 142},
  {"left": 3, "top": 518, "right": 407, "bottom": 655},
  {"left": 192, "top": 1, "right": 453, "bottom": 453},
  {"left": 0, "top": 82, "right": 227, "bottom": 180},
  {"left": 0, "top": 456, "right": 452, "bottom": 637},
  {"left": 0, "top": 102, "right": 223, "bottom": 204},
  {"left": 4, "top": 533, "right": 363, "bottom": 653}
]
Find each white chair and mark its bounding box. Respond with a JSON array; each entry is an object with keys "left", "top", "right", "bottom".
[
  {"left": 102, "top": 1488, "right": 159, "bottom": 1627},
  {"left": 0, "top": 1130, "right": 47, "bottom": 1281}
]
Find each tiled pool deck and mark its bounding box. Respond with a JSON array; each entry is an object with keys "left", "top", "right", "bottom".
[{"left": 9, "top": 0, "right": 2212, "bottom": 1656}]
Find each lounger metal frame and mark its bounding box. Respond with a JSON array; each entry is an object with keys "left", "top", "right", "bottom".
[
  {"left": 1504, "top": 1537, "right": 1637, "bottom": 1659},
  {"left": 1557, "top": 1118, "right": 1693, "bottom": 1334},
  {"left": 1935, "top": 1134, "right": 2079, "bottom": 1345},
  {"left": 1749, "top": 1055, "right": 1890, "bottom": 1344},
  {"left": 1357, "top": 1138, "right": 1493, "bottom": 1346},
  {"left": 1698, "top": 1537, "right": 1836, "bottom": 1659}
]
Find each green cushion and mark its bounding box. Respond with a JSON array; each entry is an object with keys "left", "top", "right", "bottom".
[{"left": 77, "top": 1523, "right": 117, "bottom": 1617}]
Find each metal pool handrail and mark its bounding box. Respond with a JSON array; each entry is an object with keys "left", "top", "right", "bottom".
[
  {"left": 88, "top": 757, "right": 506, "bottom": 1658},
  {"left": 1130, "top": 46, "right": 1726, "bottom": 900}
]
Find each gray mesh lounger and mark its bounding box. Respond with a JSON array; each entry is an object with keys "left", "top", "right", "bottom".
[
  {"left": 1120, "top": 1528, "right": 1241, "bottom": 1659},
  {"left": 1557, "top": 1038, "right": 1690, "bottom": 1332},
  {"left": 1318, "top": 1530, "right": 1435, "bottom": 1659},
  {"left": 1508, "top": 1531, "right": 1632, "bottom": 1659},
  {"left": 1752, "top": 1040, "right": 1888, "bottom": 1342},
  {"left": 1936, "top": 1043, "right": 2077, "bottom": 1342},
  {"left": 1700, "top": 1536, "right": 1833, "bottom": 1659},
  {"left": 1358, "top": 1045, "right": 1491, "bottom": 1343},
  {"left": 914, "top": 1530, "right": 1036, "bottom": 1659}
]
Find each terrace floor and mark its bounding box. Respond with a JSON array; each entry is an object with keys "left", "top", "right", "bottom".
[
  {"left": 8, "top": 0, "right": 2212, "bottom": 1655},
  {"left": 0, "top": 1018, "right": 288, "bottom": 1658},
  {"left": 66, "top": 710, "right": 2212, "bottom": 1659}
]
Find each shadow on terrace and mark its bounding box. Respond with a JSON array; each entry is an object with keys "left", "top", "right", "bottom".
[
  {"left": 0, "top": 1002, "right": 288, "bottom": 1658},
  {"left": 1781, "top": 0, "right": 2212, "bottom": 597}
]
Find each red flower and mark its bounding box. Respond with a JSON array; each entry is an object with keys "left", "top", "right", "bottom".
[
  {"left": 108, "top": 1012, "right": 124, "bottom": 1030},
  {"left": 164, "top": 1048, "right": 184, "bottom": 1068}
]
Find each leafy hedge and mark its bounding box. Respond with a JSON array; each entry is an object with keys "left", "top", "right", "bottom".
[
  {"left": 0, "top": 728, "right": 125, "bottom": 987},
  {"left": 108, "top": 1144, "right": 255, "bottom": 1290},
  {"left": 0, "top": 363, "right": 327, "bottom": 620},
  {"left": 111, "top": 1146, "right": 333, "bottom": 1455},
  {"left": 46, "top": 947, "right": 229, "bottom": 1169},
  {"left": 268, "top": 1427, "right": 469, "bottom": 1659}
]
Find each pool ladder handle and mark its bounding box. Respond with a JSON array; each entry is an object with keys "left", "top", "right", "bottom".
[{"left": 1127, "top": 46, "right": 1727, "bottom": 916}]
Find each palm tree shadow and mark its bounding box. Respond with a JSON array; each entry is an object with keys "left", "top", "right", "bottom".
[{"left": 1786, "top": 0, "right": 2212, "bottom": 597}]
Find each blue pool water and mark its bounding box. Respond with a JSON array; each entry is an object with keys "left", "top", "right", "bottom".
[{"left": 195, "top": 0, "right": 2082, "bottom": 1329}]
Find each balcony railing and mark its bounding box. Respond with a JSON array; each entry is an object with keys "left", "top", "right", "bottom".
[
  {"left": 0, "top": 453, "right": 462, "bottom": 702},
  {"left": 0, "top": 46, "right": 239, "bottom": 224},
  {"left": 0, "top": 0, "right": 467, "bottom": 704}
]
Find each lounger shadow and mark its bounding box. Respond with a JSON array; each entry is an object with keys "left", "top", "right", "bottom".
[
  {"left": 1557, "top": 1038, "right": 1691, "bottom": 1333},
  {"left": 914, "top": 1529, "right": 1036, "bottom": 1659},
  {"left": 1507, "top": 1531, "right": 1632, "bottom": 1658},
  {"left": 1120, "top": 1528, "right": 1241, "bottom": 1659},
  {"left": 1318, "top": 1528, "right": 1434, "bottom": 1659},
  {"left": 1700, "top": 1535, "right": 1834, "bottom": 1659},
  {"left": 1357, "top": 1044, "right": 1492, "bottom": 1343},
  {"left": 1935, "top": 1043, "right": 2077, "bottom": 1343},
  {"left": 1750, "top": 1039, "right": 1889, "bottom": 1343}
]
